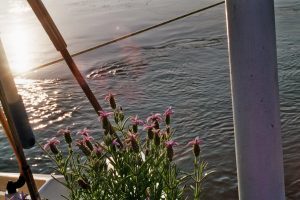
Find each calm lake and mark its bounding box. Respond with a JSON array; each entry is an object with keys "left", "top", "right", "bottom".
[{"left": 0, "top": 0, "right": 299, "bottom": 199}]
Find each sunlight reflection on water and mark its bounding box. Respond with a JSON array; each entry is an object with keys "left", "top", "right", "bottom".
[{"left": 15, "top": 78, "right": 76, "bottom": 130}]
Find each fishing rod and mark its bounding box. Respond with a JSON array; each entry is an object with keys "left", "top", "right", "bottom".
[{"left": 16, "top": 1, "right": 225, "bottom": 76}]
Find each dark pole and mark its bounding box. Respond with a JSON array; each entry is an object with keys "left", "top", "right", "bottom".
[
  {"left": 27, "top": 0, "right": 102, "bottom": 114},
  {"left": 0, "top": 39, "right": 40, "bottom": 200},
  {"left": 26, "top": 0, "right": 123, "bottom": 146}
]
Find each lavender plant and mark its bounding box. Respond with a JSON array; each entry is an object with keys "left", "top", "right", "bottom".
[{"left": 42, "top": 93, "right": 210, "bottom": 200}]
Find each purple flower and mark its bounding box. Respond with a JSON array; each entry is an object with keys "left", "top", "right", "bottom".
[
  {"left": 99, "top": 111, "right": 113, "bottom": 130},
  {"left": 57, "top": 127, "right": 70, "bottom": 135},
  {"left": 125, "top": 132, "right": 138, "bottom": 141},
  {"left": 112, "top": 138, "right": 120, "bottom": 147},
  {"left": 166, "top": 126, "right": 171, "bottom": 134},
  {"left": 131, "top": 115, "right": 144, "bottom": 133},
  {"left": 188, "top": 137, "right": 203, "bottom": 157},
  {"left": 188, "top": 137, "right": 203, "bottom": 146},
  {"left": 76, "top": 140, "right": 91, "bottom": 156},
  {"left": 78, "top": 128, "right": 94, "bottom": 141},
  {"left": 99, "top": 111, "right": 114, "bottom": 120},
  {"left": 153, "top": 129, "right": 161, "bottom": 146},
  {"left": 146, "top": 113, "right": 162, "bottom": 124},
  {"left": 93, "top": 146, "right": 103, "bottom": 157},
  {"left": 43, "top": 137, "right": 60, "bottom": 150},
  {"left": 163, "top": 107, "right": 174, "bottom": 117},
  {"left": 125, "top": 132, "right": 139, "bottom": 153},
  {"left": 165, "top": 140, "right": 178, "bottom": 161},
  {"left": 165, "top": 140, "right": 178, "bottom": 148},
  {"left": 76, "top": 139, "right": 85, "bottom": 147},
  {"left": 147, "top": 113, "right": 162, "bottom": 129},
  {"left": 163, "top": 107, "right": 174, "bottom": 125},
  {"left": 43, "top": 137, "right": 60, "bottom": 155},
  {"left": 57, "top": 127, "right": 72, "bottom": 144},
  {"left": 143, "top": 124, "right": 154, "bottom": 131},
  {"left": 82, "top": 136, "right": 94, "bottom": 151},
  {"left": 131, "top": 115, "right": 144, "bottom": 125},
  {"left": 20, "top": 192, "right": 28, "bottom": 200},
  {"left": 77, "top": 128, "right": 91, "bottom": 137},
  {"left": 143, "top": 124, "right": 154, "bottom": 140},
  {"left": 82, "top": 135, "right": 94, "bottom": 141},
  {"left": 104, "top": 92, "right": 116, "bottom": 109},
  {"left": 6, "top": 192, "right": 29, "bottom": 200},
  {"left": 104, "top": 92, "right": 114, "bottom": 102}
]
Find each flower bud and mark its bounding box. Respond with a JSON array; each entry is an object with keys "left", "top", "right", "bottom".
[
  {"left": 131, "top": 139, "right": 139, "bottom": 153},
  {"left": 119, "top": 109, "right": 124, "bottom": 122},
  {"left": 165, "top": 140, "right": 177, "bottom": 161},
  {"left": 50, "top": 144, "right": 59, "bottom": 155},
  {"left": 77, "top": 141, "right": 91, "bottom": 157},
  {"left": 148, "top": 128, "right": 154, "bottom": 140},
  {"left": 193, "top": 144, "right": 200, "bottom": 158},
  {"left": 188, "top": 137, "right": 202, "bottom": 158},
  {"left": 81, "top": 145, "right": 91, "bottom": 157},
  {"left": 64, "top": 131, "right": 72, "bottom": 144},
  {"left": 109, "top": 96, "right": 116, "bottom": 110},
  {"left": 154, "top": 120, "right": 159, "bottom": 129},
  {"left": 166, "top": 126, "right": 170, "bottom": 134},
  {"left": 132, "top": 124, "right": 138, "bottom": 133},
  {"left": 154, "top": 131, "right": 160, "bottom": 146},
  {"left": 105, "top": 93, "right": 116, "bottom": 110},
  {"left": 147, "top": 128, "right": 154, "bottom": 140},
  {"left": 163, "top": 107, "right": 174, "bottom": 126},
  {"left": 85, "top": 140, "right": 94, "bottom": 151},
  {"left": 165, "top": 115, "right": 170, "bottom": 125},
  {"left": 102, "top": 117, "right": 109, "bottom": 130},
  {"left": 166, "top": 146, "right": 174, "bottom": 161},
  {"left": 188, "top": 137, "right": 203, "bottom": 158},
  {"left": 94, "top": 148, "right": 102, "bottom": 158},
  {"left": 111, "top": 138, "right": 121, "bottom": 152},
  {"left": 114, "top": 112, "right": 119, "bottom": 124}
]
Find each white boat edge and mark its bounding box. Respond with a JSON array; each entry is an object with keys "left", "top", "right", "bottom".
[{"left": 0, "top": 172, "right": 69, "bottom": 200}]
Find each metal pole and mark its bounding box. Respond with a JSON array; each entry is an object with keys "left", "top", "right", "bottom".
[
  {"left": 0, "top": 107, "right": 40, "bottom": 200},
  {"left": 0, "top": 39, "right": 35, "bottom": 149},
  {"left": 225, "top": 0, "right": 285, "bottom": 199},
  {"left": 0, "top": 39, "right": 40, "bottom": 200}
]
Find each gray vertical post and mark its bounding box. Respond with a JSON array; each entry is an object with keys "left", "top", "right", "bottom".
[{"left": 225, "top": 0, "right": 285, "bottom": 199}]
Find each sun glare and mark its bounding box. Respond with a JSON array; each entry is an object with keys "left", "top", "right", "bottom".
[
  {"left": 4, "top": 27, "right": 34, "bottom": 74},
  {"left": 2, "top": 0, "right": 35, "bottom": 74},
  {"left": 8, "top": 0, "right": 30, "bottom": 14}
]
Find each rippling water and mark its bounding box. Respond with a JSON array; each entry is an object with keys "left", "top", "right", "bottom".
[{"left": 0, "top": 0, "right": 299, "bottom": 199}]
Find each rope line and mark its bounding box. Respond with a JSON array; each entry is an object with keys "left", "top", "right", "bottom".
[{"left": 16, "top": 1, "right": 225, "bottom": 76}]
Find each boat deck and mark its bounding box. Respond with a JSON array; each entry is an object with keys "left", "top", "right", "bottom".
[{"left": 0, "top": 172, "right": 67, "bottom": 200}]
